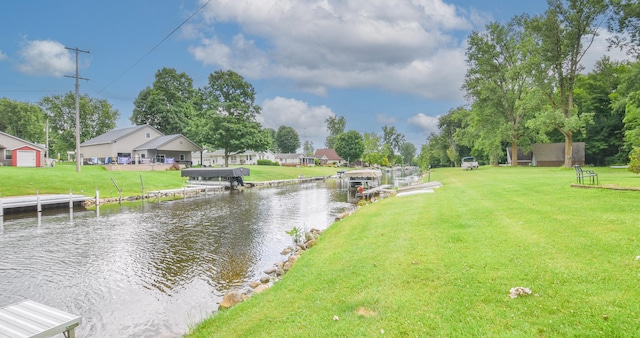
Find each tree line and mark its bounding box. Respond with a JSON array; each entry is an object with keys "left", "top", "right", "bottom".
[{"left": 417, "top": 0, "right": 640, "bottom": 172}]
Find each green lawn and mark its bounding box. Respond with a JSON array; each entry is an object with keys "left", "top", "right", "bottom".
[
  {"left": 186, "top": 166, "right": 640, "bottom": 337},
  {"left": 0, "top": 164, "right": 342, "bottom": 198}
]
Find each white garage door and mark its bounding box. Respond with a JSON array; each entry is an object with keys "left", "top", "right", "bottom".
[{"left": 17, "top": 150, "right": 36, "bottom": 167}]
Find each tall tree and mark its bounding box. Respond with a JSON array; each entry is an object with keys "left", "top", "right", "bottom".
[
  {"left": 399, "top": 142, "right": 417, "bottom": 166},
  {"left": 131, "top": 67, "right": 196, "bottom": 135},
  {"left": 609, "top": 0, "right": 640, "bottom": 56},
  {"left": 189, "top": 70, "right": 269, "bottom": 166},
  {"left": 0, "top": 98, "right": 46, "bottom": 143},
  {"left": 381, "top": 125, "right": 405, "bottom": 163},
  {"left": 526, "top": 0, "right": 608, "bottom": 168},
  {"left": 362, "top": 132, "right": 387, "bottom": 166},
  {"left": 334, "top": 130, "right": 364, "bottom": 165},
  {"left": 39, "top": 92, "right": 119, "bottom": 156},
  {"left": 324, "top": 115, "right": 346, "bottom": 148},
  {"left": 303, "top": 140, "right": 314, "bottom": 156},
  {"left": 463, "top": 18, "right": 539, "bottom": 166},
  {"left": 275, "top": 125, "right": 300, "bottom": 153},
  {"left": 573, "top": 57, "right": 629, "bottom": 165}
]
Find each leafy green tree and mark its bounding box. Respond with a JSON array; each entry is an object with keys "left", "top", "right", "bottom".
[
  {"left": 362, "top": 132, "right": 386, "bottom": 166},
  {"left": 189, "top": 70, "right": 269, "bottom": 166},
  {"left": 628, "top": 147, "right": 640, "bottom": 174},
  {"left": 573, "top": 57, "right": 629, "bottom": 165},
  {"left": 275, "top": 125, "right": 300, "bottom": 153},
  {"left": 39, "top": 92, "right": 119, "bottom": 156},
  {"left": 437, "top": 107, "right": 473, "bottom": 167},
  {"left": 609, "top": 0, "right": 640, "bottom": 56},
  {"left": 0, "top": 98, "right": 46, "bottom": 143},
  {"left": 526, "top": 0, "right": 608, "bottom": 168},
  {"left": 463, "top": 18, "right": 539, "bottom": 166},
  {"left": 381, "top": 125, "right": 405, "bottom": 163},
  {"left": 324, "top": 115, "right": 346, "bottom": 149},
  {"left": 131, "top": 67, "right": 197, "bottom": 135},
  {"left": 303, "top": 140, "right": 314, "bottom": 156},
  {"left": 334, "top": 130, "right": 364, "bottom": 165},
  {"left": 399, "top": 142, "right": 417, "bottom": 165},
  {"left": 264, "top": 128, "right": 277, "bottom": 152},
  {"left": 622, "top": 91, "right": 640, "bottom": 149}
]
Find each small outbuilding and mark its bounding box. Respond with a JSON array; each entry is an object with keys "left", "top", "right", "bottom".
[{"left": 0, "top": 131, "right": 46, "bottom": 167}]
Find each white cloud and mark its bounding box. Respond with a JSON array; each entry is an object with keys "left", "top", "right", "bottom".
[
  {"left": 581, "top": 29, "right": 635, "bottom": 73},
  {"left": 259, "top": 97, "right": 335, "bottom": 144},
  {"left": 0, "top": 50, "right": 7, "bottom": 61},
  {"left": 376, "top": 114, "right": 397, "bottom": 124},
  {"left": 16, "top": 40, "right": 76, "bottom": 77},
  {"left": 408, "top": 113, "right": 440, "bottom": 134},
  {"left": 189, "top": 0, "right": 479, "bottom": 100}
]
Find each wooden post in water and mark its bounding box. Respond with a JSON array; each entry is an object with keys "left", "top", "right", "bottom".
[
  {"left": 0, "top": 195, "right": 4, "bottom": 233},
  {"left": 69, "top": 189, "right": 74, "bottom": 221},
  {"left": 37, "top": 190, "right": 42, "bottom": 225},
  {"left": 140, "top": 175, "right": 145, "bottom": 203},
  {"left": 95, "top": 189, "right": 100, "bottom": 218},
  {"left": 183, "top": 187, "right": 186, "bottom": 200}
]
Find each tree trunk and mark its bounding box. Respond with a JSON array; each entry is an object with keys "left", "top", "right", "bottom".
[
  {"left": 511, "top": 138, "right": 518, "bottom": 167},
  {"left": 224, "top": 149, "right": 229, "bottom": 167},
  {"left": 564, "top": 132, "right": 573, "bottom": 168}
]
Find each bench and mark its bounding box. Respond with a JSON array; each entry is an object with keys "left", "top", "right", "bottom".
[{"left": 574, "top": 165, "right": 598, "bottom": 185}]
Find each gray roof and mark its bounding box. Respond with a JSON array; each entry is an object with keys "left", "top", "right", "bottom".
[
  {"left": 275, "top": 153, "right": 304, "bottom": 159},
  {"left": 0, "top": 131, "right": 46, "bottom": 151},
  {"left": 134, "top": 134, "right": 202, "bottom": 151},
  {"left": 80, "top": 125, "right": 151, "bottom": 146}
]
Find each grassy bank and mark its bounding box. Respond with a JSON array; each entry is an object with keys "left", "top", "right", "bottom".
[
  {"left": 186, "top": 166, "right": 640, "bottom": 337},
  {"left": 0, "top": 164, "right": 342, "bottom": 198}
]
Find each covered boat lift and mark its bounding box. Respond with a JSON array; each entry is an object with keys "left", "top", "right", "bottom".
[
  {"left": 343, "top": 169, "right": 382, "bottom": 189},
  {"left": 181, "top": 167, "right": 250, "bottom": 189}
]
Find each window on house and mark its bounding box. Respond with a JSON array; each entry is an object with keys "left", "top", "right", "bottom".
[
  {"left": 5, "top": 150, "right": 12, "bottom": 160},
  {"left": 156, "top": 154, "right": 165, "bottom": 163},
  {"left": 145, "top": 132, "right": 151, "bottom": 139},
  {"left": 179, "top": 154, "right": 185, "bottom": 161},
  {"left": 140, "top": 153, "right": 146, "bottom": 159}
]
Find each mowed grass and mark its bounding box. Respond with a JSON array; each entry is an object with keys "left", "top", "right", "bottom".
[
  {"left": 0, "top": 164, "right": 342, "bottom": 198},
  {"left": 186, "top": 166, "right": 640, "bottom": 337}
]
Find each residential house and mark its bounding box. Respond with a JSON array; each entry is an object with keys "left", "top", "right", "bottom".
[
  {"left": 0, "top": 131, "right": 46, "bottom": 167},
  {"left": 274, "top": 153, "right": 315, "bottom": 167},
  {"left": 79, "top": 125, "right": 202, "bottom": 165},
  {"left": 192, "top": 149, "right": 276, "bottom": 166},
  {"left": 314, "top": 148, "right": 344, "bottom": 166}
]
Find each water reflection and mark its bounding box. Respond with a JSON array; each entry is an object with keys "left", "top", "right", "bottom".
[{"left": 0, "top": 182, "right": 352, "bottom": 337}]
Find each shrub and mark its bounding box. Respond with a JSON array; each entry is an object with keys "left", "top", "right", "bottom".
[
  {"left": 257, "top": 159, "right": 273, "bottom": 166},
  {"left": 628, "top": 147, "right": 640, "bottom": 174}
]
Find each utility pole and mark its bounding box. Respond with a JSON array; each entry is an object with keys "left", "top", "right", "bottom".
[{"left": 65, "top": 47, "right": 90, "bottom": 173}]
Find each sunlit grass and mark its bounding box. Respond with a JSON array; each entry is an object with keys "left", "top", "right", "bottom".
[
  {"left": 0, "top": 164, "right": 343, "bottom": 198},
  {"left": 186, "top": 166, "right": 640, "bottom": 337}
]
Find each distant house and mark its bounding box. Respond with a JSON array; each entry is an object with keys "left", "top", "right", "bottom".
[
  {"left": 192, "top": 149, "right": 276, "bottom": 166},
  {"left": 506, "top": 142, "right": 585, "bottom": 167},
  {"left": 79, "top": 125, "right": 202, "bottom": 165},
  {"left": 0, "top": 131, "right": 46, "bottom": 167},
  {"left": 274, "top": 153, "right": 315, "bottom": 167},
  {"left": 314, "top": 148, "right": 344, "bottom": 166}
]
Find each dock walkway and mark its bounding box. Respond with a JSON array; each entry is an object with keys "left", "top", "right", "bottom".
[{"left": 1, "top": 194, "right": 91, "bottom": 213}]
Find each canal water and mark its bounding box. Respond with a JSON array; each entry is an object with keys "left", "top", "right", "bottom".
[{"left": 0, "top": 180, "right": 353, "bottom": 337}]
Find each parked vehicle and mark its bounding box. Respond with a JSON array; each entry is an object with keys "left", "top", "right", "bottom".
[{"left": 461, "top": 156, "right": 479, "bottom": 170}]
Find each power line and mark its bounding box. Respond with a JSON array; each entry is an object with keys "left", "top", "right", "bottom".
[{"left": 96, "top": 0, "right": 212, "bottom": 95}]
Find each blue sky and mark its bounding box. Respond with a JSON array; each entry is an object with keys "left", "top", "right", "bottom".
[{"left": 0, "top": 0, "right": 627, "bottom": 149}]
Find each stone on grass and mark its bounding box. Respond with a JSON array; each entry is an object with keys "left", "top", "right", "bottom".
[{"left": 220, "top": 290, "right": 243, "bottom": 309}]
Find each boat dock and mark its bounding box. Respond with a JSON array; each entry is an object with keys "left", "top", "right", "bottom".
[
  {"left": 245, "top": 176, "right": 327, "bottom": 188},
  {"left": 0, "top": 194, "right": 92, "bottom": 214}
]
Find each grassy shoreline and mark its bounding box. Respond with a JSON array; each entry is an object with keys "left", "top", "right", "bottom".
[
  {"left": 186, "top": 166, "right": 640, "bottom": 337},
  {"left": 0, "top": 164, "right": 342, "bottom": 198}
]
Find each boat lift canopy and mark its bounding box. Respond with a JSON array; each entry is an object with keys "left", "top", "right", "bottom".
[{"left": 181, "top": 167, "right": 250, "bottom": 180}]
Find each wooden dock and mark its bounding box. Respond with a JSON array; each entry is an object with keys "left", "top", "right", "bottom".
[{"left": 245, "top": 176, "right": 326, "bottom": 188}]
